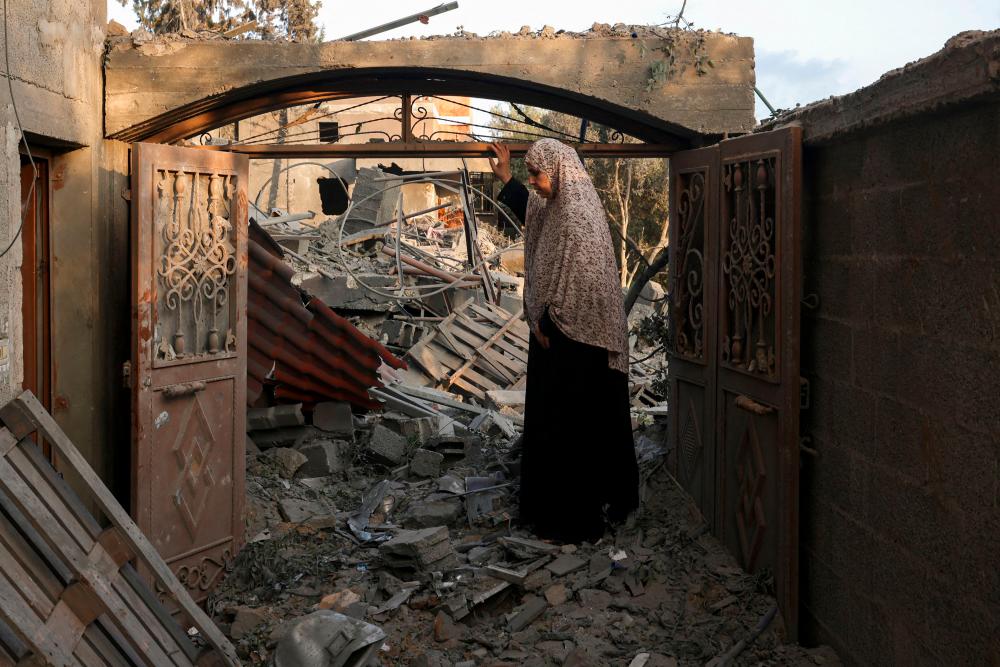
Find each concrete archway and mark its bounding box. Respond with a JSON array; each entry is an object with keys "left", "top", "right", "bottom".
[{"left": 104, "top": 34, "right": 755, "bottom": 145}]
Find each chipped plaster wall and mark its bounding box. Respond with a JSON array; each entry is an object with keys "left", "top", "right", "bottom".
[{"left": 0, "top": 0, "right": 116, "bottom": 492}]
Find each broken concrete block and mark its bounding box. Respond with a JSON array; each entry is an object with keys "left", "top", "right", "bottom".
[
  {"left": 500, "top": 536, "right": 561, "bottom": 555},
  {"left": 274, "top": 610, "right": 385, "bottom": 667},
  {"left": 278, "top": 498, "right": 329, "bottom": 524},
  {"left": 544, "top": 583, "right": 569, "bottom": 606},
  {"left": 264, "top": 447, "right": 308, "bottom": 479},
  {"left": 367, "top": 424, "right": 406, "bottom": 466},
  {"left": 381, "top": 319, "right": 423, "bottom": 348},
  {"left": 507, "top": 595, "right": 547, "bottom": 632},
  {"left": 312, "top": 401, "right": 355, "bottom": 438},
  {"left": 545, "top": 554, "right": 587, "bottom": 577},
  {"left": 433, "top": 611, "right": 465, "bottom": 642},
  {"left": 409, "top": 448, "right": 444, "bottom": 478},
  {"left": 379, "top": 526, "right": 458, "bottom": 571},
  {"left": 589, "top": 551, "right": 614, "bottom": 575},
  {"left": 300, "top": 273, "right": 398, "bottom": 312},
  {"left": 486, "top": 389, "right": 526, "bottom": 411},
  {"left": 486, "top": 564, "right": 529, "bottom": 586},
  {"left": 524, "top": 568, "right": 552, "bottom": 591},
  {"left": 399, "top": 417, "right": 437, "bottom": 444},
  {"left": 427, "top": 434, "right": 482, "bottom": 464},
  {"left": 404, "top": 500, "right": 462, "bottom": 528},
  {"left": 318, "top": 589, "right": 362, "bottom": 613},
  {"left": 467, "top": 545, "right": 496, "bottom": 565},
  {"left": 248, "top": 404, "right": 305, "bottom": 431},
  {"left": 296, "top": 439, "right": 348, "bottom": 478},
  {"left": 250, "top": 425, "right": 320, "bottom": 450},
  {"left": 230, "top": 606, "right": 268, "bottom": 640}
]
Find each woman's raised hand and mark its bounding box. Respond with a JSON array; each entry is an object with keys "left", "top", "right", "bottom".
[{"left": 488, "top": 142, "right": 513, "bottom": 184}]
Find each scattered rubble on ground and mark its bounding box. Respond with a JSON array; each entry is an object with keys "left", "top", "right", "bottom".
[{"left": 219, "top": 401, "right": 839, "bottom": 666}]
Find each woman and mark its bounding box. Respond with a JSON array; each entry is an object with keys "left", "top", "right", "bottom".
[{"left": 489, "top": 139, "right": 639, "bottom": 543}]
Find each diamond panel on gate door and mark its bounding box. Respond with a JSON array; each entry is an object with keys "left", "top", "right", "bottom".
[
  {"left": 735, "top": 416, "right": 767, "bottom": 571},
  {"left": 171, "top": 395, "right": 218, "bottom": 539},
  {"left": 680, "top": 400, "right": 703, "bottom": 486}
]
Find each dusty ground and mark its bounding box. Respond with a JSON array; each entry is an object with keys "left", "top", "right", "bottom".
[{"left": 208, "top": 414, "right": 839, "bottom": 667}]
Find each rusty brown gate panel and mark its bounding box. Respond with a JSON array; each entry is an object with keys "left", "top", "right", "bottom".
[
  {"left": 668, "top": 145, "right": 720, "bottom": 526},
  {"left": 668, "top": 127, "right": 802, "bottom": 638},
  {"left": 130, "top": 143, "right": 249, "bottom": 606}
]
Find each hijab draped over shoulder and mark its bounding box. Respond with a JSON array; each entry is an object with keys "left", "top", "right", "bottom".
[{"left": 522, "top": 138, "right": 629, "bottom": 374}]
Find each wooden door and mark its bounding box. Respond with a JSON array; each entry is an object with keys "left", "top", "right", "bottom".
[
  {"left": 668, "top": 127, "right": 802, "bottom": 637},
  {"left": 130, "top": 143, "right": 249, "bottom": 605}
]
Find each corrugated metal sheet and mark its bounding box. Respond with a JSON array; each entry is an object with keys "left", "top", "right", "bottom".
[{"left": 247, "top": 221, "right": 405, "bottom": 409}]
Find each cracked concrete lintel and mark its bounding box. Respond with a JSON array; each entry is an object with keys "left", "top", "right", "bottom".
[
  {"left": 759, "top": 29, "right": 1000, "bottom": 145},
  {"left": 104, "top": 31, "right": 756, "bottom": 140}
]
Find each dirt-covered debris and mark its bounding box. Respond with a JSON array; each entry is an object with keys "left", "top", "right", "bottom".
[{"left": 213, "top": 409, "right": 839, "bottom": 666}]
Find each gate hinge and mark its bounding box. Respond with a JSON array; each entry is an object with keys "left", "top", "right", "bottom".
[
  {"left": 799, "top": 376, "right": 810, "bottom": 410},
  {"left": 120, "top": 188, "right": 131, "bottom": 202},
  {"left": 121, "top": 360, "right": 132, "bottom": 389}
]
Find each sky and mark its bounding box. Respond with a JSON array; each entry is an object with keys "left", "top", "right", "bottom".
[{"left": 107, "top": 1, "right": 1000, "bottom": 119}]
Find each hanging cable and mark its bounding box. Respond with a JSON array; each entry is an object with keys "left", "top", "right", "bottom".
[{"left": 0, "top": 0, "right": 37, "bottom": 260}]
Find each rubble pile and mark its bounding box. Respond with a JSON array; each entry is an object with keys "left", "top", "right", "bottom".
[{"left": 215, "top": 401, "right": 838, "bottom": 666}]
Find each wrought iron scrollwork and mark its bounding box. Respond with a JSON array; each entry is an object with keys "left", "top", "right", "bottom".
[
  {"left": 155, "top": 170, "right": 237, "bottom": 361},
  {"left": 721, "top": 158, "right": 777, "bottom": 379},
  {"left": 672, "top": 170, "right": 706, "bottom": 361}
]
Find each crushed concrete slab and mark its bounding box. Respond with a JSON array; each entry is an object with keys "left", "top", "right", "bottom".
[
  {"left": 507, "top": 595, "right": 547, "bottom": 632},
  {"left": 544, "top": 583, "right": 569, "bottom": 606},
  {"left": 230, "top": 606, "right": 268, "bottom": 640},
  {"left": 380, "top": 526, "right": 458, "bottom": 572},
  {"left": 367, "top": 424, "right": 407, "bottom": 466},
  {"left": 399, "top": 416, "right": 437, "bottom": 445},
  {"left": 403, "top": 500, "right": 462, "bottom": 528},
  {"left": 296, "top": 439, "right": 348, "bottom": 477},
  {"left": 545, "top": 554, "right": 587, "bottom": 577},
  {"left": 263, "top": 447, "right": 307, "bottom": 479},
  {"left": 248, "top": 404, "right": 305, "bottom": 431},
  {"left": 250, "top": 425, "right": 320, "bottom": 450},
  {"left": 409, "top": 448, "right": 444, "bottom": 478},
  {"left": 278, "top": 498, "right": 331, "bottom": 524},
  {"left": 312, "top": 401, "right": 355, "bottom": 438}
]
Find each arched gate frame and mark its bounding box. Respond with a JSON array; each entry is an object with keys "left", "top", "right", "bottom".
[{"left": 125, "top": 73, "right": 802, "bottom": 631}]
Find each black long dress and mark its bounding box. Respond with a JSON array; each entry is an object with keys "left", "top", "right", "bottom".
[{"left": 499, "top": 179, "right": 640, "bottom": 543}]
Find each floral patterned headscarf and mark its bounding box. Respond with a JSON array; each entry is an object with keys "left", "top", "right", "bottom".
[{"left": 522, "top": 139, "right": 629, "bottom": 373}]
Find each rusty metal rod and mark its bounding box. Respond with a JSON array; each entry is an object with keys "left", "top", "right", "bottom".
[{"left": 338, "top": 2, "right": 459, "bottom": 41}]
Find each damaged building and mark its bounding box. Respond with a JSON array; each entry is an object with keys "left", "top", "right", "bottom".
[{"left": 0, "top": 0, "right": 997, "bottom": 664}]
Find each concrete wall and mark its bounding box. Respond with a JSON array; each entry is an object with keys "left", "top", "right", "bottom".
[
  {"left": 0, "top": 0, "right": 127, "bottom": 496},
  {"left": 788, "top": 30, "right": 1000, "bottom": 666}
]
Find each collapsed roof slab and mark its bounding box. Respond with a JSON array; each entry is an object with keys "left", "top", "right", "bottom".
[{"left": 104, "top": 30, "right": 755, "bottom": 144}]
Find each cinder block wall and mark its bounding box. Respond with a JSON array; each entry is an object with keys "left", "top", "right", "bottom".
[{"left": 798, "top": 98, "right": 1000, "bottom": 665}]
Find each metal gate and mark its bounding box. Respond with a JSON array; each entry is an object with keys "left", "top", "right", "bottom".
[
  {"left": 130, "top": 143, "right": 249, "bottom": 606},
  {"left": 668, "top": 127, "right": 802, "bottom": 637}
]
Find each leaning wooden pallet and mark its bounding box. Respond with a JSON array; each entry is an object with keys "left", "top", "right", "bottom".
[
  {"left": 0, "top": 391, "right": 240, "bottom": 666},
  {"left": 406, "top": 301, "right": 530, "bottom": 401}
]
